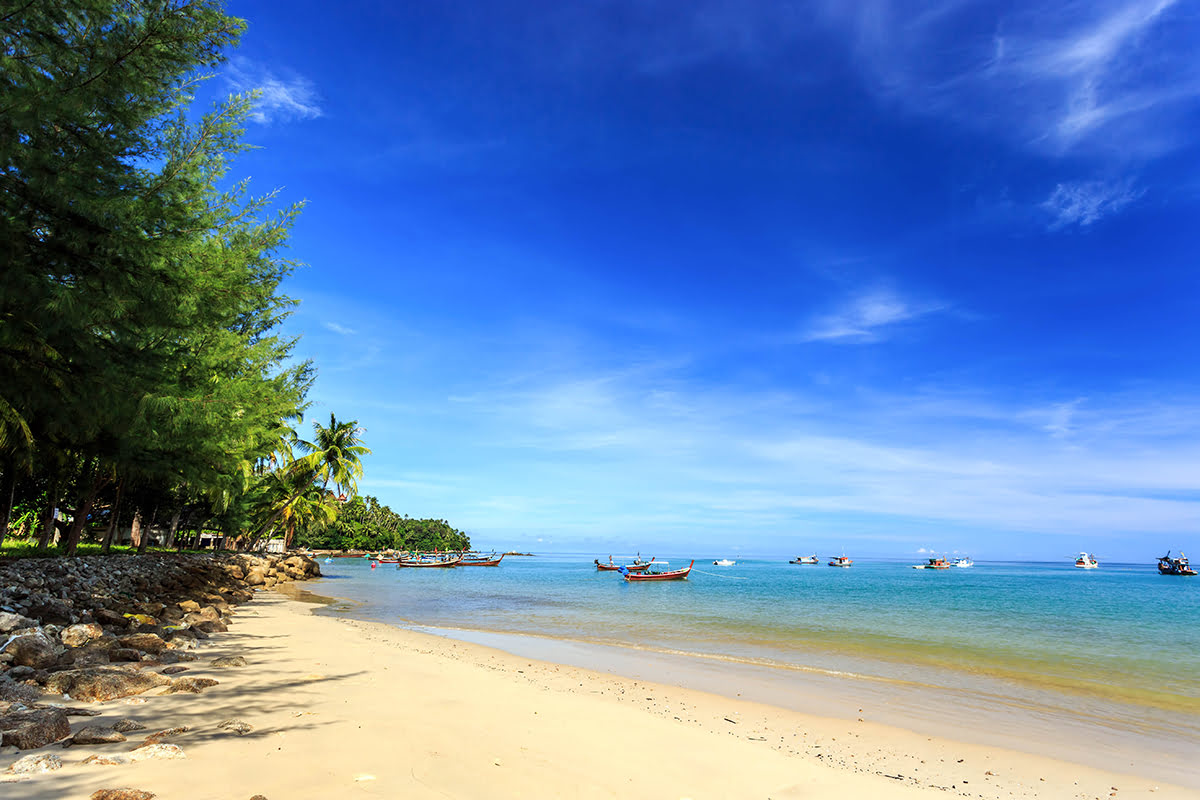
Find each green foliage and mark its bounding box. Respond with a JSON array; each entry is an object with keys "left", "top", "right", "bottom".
[{"left": 295, "top": 495, "right": 470, "bottom": 553}]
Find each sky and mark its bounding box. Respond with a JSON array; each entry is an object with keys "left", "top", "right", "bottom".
[{"left": 209, "top": 0, "right": 1200, "bottom": 560}]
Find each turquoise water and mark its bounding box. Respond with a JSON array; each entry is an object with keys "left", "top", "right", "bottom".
[{"left": 312, "top": 554, "right": 1200, "bottom": 745}]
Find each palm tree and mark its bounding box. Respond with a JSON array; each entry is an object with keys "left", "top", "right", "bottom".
[{"left": 296, "top": 414, "right": 371, "bottom": 500}]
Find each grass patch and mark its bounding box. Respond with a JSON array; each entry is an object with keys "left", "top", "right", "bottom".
[{"left": 0, "top": 540, "right": 212, "bottom": 559}]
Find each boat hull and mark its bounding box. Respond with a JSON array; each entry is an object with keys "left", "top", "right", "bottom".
[{"left": 623, "top": 560, "right": 694, "bottom": 581}]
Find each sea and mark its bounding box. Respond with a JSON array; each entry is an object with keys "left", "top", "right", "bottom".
[{"left": 306, "top": 554, "right": 1200, "bottom": 785}]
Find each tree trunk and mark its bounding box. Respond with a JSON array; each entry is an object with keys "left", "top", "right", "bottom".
[
  {"left": 130, "top": 509, "right": 143, "bottom": 550},
  {"left": 101, "top": 481, "right": 124, "bottom": 553},
  {"left": 136, "top": 506, "right": 158, "bottom": 554},
  {"left": 37, "top": 479, "right": 59, "bottom": 550},
  {"left": 63, "top": 459, "right": 104, "bottom": 557},
  {"left": 165, "top": 509, "right": 181, "bottom": 549},
  {"left": 0, "top": 466, "right": 15, "bottom": 548}
]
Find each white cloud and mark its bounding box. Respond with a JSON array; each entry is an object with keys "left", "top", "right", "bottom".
[
  {"left": 323, "top": 322, "right": 357, "bottom": 336},
  {"left": 819, "top": 0, "right": 1198, "bottom": 159},
  {"left": 1041, "top": 179, "right": 1143, "bottom": 228},
  {"left": 802, "top": 290, "right": 941, "bottom": 343},
  {"left": 226, "top": 57, "right": 322, "bottom": 125}
]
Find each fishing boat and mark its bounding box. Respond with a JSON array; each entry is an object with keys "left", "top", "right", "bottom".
[
  {"left": 953, "top": 557, "right": 974, "bottom": 568},
  {"left": 712, "top": 558, "right": 735, "bottom": 566},
  {"left": 828, "top": 555, "right": 853, "bottom": 568},
  {"left": 912, "top": 557, "right": 951, "bottom": 569},
  {"left": 1075, "top": 552, "right": 1099, "bottom": 569},
  {"left": 1157, "top": 551, "right": 1197, "bottom": 576},
  {"left": 789, "top": 555, "right": 819, "bottom": 564},
  {"left": 595, "top": 556, "right": 654, "bottom": 572},
  {"left": 396, "top": 555, "right": 463, "bottom": 568},
  {"left": 621, "top": 560, "right": 694, "bottom": 581},
  {"left": 458, "top": 552, "right": 505, "bottom": 566}
]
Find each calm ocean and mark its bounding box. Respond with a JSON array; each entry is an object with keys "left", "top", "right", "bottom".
[{"left": 308, "top": 553, "right": 1199, "bottom": 778}]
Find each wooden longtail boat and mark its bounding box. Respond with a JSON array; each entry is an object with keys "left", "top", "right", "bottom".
[
  {"left": 458, "top": 553, "right": 505, "bottom": 566},
  {"left": 396, "top": 556, "right": 463, "bottom": 568},
  {"left": 622, "top": 560, "right": 693, "bottom": 582},
  {"left": 595, "top": 556, "right": 654, "bottom": 572}
]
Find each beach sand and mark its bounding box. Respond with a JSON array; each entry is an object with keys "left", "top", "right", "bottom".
[{"left": 3, "top": 591, "right": 1191, "bottom": 799}]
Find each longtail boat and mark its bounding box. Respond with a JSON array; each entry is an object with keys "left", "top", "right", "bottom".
[
  {"left": 396, "top": 555, "right": 463, "bottom": 568},
  {"left": 1158, "top": 551, "right": 1197, "bottom": 576},
  {"left": 459, "top": 553, "right": 505, "bottom": 566},
  {"left": 621, "top": 560, "right": 693, "bottom": 582},
  {"left": 595, "top": 556, "right": 654, "bottom": 572}
]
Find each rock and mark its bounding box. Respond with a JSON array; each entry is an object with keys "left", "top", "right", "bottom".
[
  {"left": 244, "top": 568, "right": 266, "bottom": 586},
  {"left": 142, "top": 725, "right": 189, "bottom": 745},
  {"left": 5, "top": 752, "right": 63, "bottom": 774},
  {"left": 164, "top": 677, "right": 218, "bottom": 694},
  {"left": 68, "top": 725, "right": 128, "bottom": 746},
  {"left": 161, "top": 665, "right": 189, "bottom": 675},
  {"left": 183, "top": 606, "right": 220, "bottom": 625},
  {"left": 0, "top": 708, "right": 71, "bottom": 749},
  {"left": 122, "top": 613, "right": 158, "bottom": 627},
  {"left": 43, "top": 668, "right": 171, "bottom": 702},
  {"left": 0, "top": 612, "right": 37, "bottom": 633},
  {"left": 6, "top": 665, "right": 35, "bottom": 681},
  {"left": 249, "top": 796, "right": 268, "bottom": 800},
  {"left": 111, "top": 718, "right": 146, "bottom": 732},
  {"left": 81, "top": 754, "right": 127, "bottom": 766},
  {"left": 90, "top": 790, "right": 154, "bottom": 800},
  {"left": 117, "top": 633, "right": 167, "bottom": 654},
  {"left": 93, "top": 609, "right": 129, "bottom": 629},
  {"left": 177, "top": 600, "right": 201, "bottom": 614},
  {"left": 211, "top": 655, "right": 246, "bottom": 668},
  {"left": 128, "top": 743, "right": 184, "bottom": 761},
  {"left": 2, "top": 632, "right": 62, "bottom": 669},
  {"left": 109, "top": 648, "right": 141, "bottom": 662},
  {"left": 192, "top": 619, "right": 227, "bottom": 634},
  {"left": 61, "top": 623, "right": 104, "bottom": 648},
  {"left": 217, "top": 719, "right": 253, "bottom": 735},
  {"left": 24, "top": 597, "right": 75, "bottom": 625}
]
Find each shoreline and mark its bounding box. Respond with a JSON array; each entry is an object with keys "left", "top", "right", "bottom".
[{"left": 4, "top": 587, "right": 1193, "bottom": 798}]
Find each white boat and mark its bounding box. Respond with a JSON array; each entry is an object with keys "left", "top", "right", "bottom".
[
  {"left": 789, "top": 555, "right": 819, "bottom": 564},
  {"left": 712, "top": 559, "right": 735, "bottom": 566},
  {"left": 1075, "top": 552, "right": 1098, "bottom": 569},
  {"left": 953, "top": 557, "right": 973, "bottom": 568},
  {"left": 828, "top": 554, "right": 853, "bottom": 567}
]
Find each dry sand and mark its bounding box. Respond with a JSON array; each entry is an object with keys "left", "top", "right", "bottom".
[{"left": 2, "top": 591, "right": 1191, "bottom": 799}]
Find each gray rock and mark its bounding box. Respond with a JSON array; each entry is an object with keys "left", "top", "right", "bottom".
[
  {"left": 0, "top": 708, "right": 71, "bottom": 749},
  {"left": 111, "top": 719, "right": 146, "bottom": 733},
  {"left": 160, "top": 665, "right": 189, "bottom": 675},
  {"left": 109, "top": 648, "right": 141, "bottom": 662}
]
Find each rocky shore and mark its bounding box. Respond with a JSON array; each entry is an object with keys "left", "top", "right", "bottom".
[{"left": 1, "top": 551, "right": 320, "bottom": 792}]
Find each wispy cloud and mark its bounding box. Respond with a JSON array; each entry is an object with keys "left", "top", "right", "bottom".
[
  {"left": 819, "top": 0, "right": 1198, "bottom": 159},
  {"left": 1041, "top": 179, "right": 1144, "bottom": 228},
  {"left": 226, "top": 57, "right": 322, "bottom": 125},
  {"left": 323, "top": 322, "right": 357, "bottom": 336},
  {"left": 802, "top": 290, "right": 941, "bottom": 343}
]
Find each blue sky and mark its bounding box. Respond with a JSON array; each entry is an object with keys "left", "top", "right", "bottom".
[{"left": 212, "top": 1, "right": 1200, "bottom": 560}]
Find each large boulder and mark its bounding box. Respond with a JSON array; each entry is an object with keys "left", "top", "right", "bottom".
[
  {"left": 0, "top": 708, "right": 71, "bottom": 749},
  {"left": 243, "top": 568, "right": 266, "bottom": 586},
  {"left": 6, "top": 752, "right": 63, "bottom": 774},
  {"left": 2, "top": 632, "right": 62, "bottom": 669},
  {"left": 43, "top": 668, "right": 171, "bottom": 702}
]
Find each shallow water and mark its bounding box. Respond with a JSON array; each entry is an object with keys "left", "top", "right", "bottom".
[{"left": 309, "top": 553, "right": 1200, "bottom": 782}]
